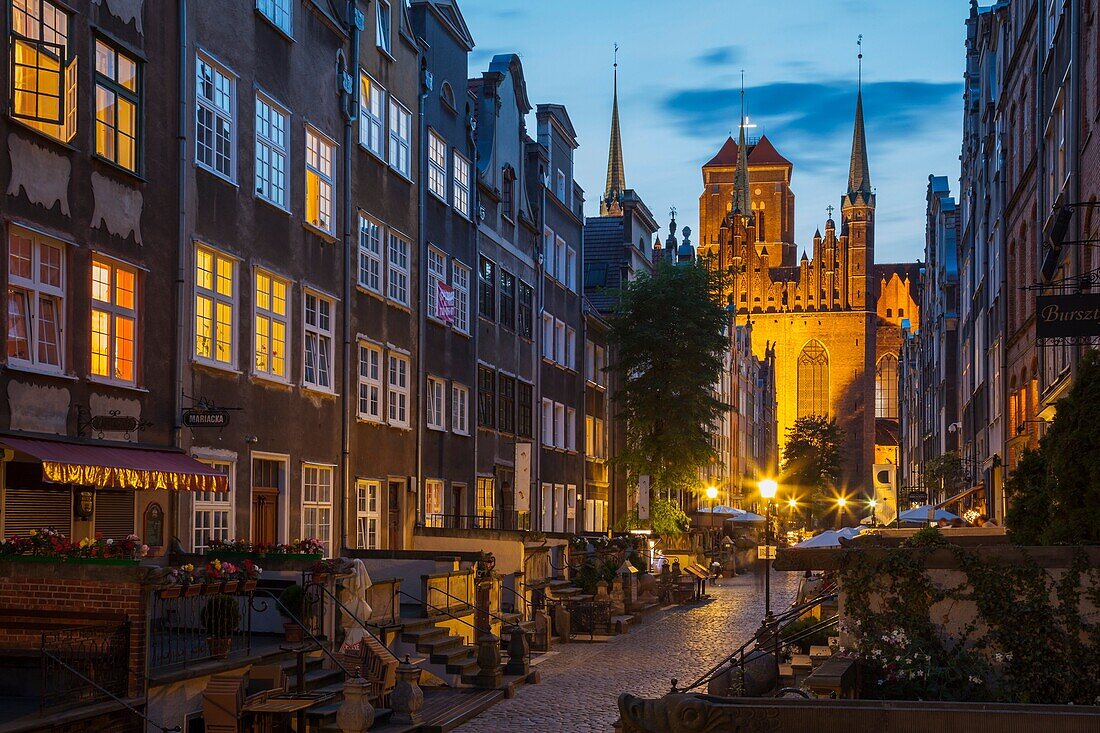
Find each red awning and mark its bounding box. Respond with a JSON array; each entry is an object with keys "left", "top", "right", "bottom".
[{"left": 1, "top": 436, "right": 229, "bottom": 492}]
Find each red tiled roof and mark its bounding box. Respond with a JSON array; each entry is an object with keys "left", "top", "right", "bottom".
[
  {"left": 704, "top": 136, "right": 739, "bottom": 167},
  {"left": 747, "top": 134, "right": 791, "bottom": 166}
]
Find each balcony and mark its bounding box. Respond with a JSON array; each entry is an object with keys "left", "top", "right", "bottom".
[{"left": 423, "top": 510, "right": 532, "bottom": 532}]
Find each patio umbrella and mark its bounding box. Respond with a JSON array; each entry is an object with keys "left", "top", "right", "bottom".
[
  {"left": 338, "top": 558, "right": 373, "bottom": 651},
  {"left": 898, "top": 505, "right": 960, "bottom": 524},
  {"left": 793, "top": 530, "right": 841, "bottom": 548},
  {"left": 725, "top": 510, "right": 766, "bottom": 523},
  {"left": 697, "top": 504, "right": 741, "bottom": 514}
]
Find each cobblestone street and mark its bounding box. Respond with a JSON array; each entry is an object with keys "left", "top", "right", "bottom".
[{"left": 455, "top": 570, "right": 803, "bottom": 733}]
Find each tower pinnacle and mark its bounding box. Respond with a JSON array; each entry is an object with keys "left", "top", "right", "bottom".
[
  {"left": 731, "top": 70, "right": 751, "bottom": 219},
  {"left": 601, "top": 44, "right": 626, "bottom": 217},
  {"left": 846, "top": 36, "right": 872, "bottom": 201}
]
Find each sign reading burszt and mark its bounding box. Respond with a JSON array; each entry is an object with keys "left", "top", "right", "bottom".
[
  {"left": 182, "top": 408, "right": 230, "bottom": 428},
  {"left": 90, "top": 414, "right": 139, "bottom": 433},
  {"left": 1036, "top": 293, "right": 1100, "bottom": 339}
]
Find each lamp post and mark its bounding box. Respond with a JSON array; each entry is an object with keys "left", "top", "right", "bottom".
[
  {"left": 706, "top": 485, "right": 718, "bottom": 528},
  {"left": 836, "top": 496, "right": 847, "bottom": 529},
  {"left": 758, "top": 478, "right": 778, "bottom": 619},
  {"left": 867, "top": 498, "right": 878, "bottom": 528}
]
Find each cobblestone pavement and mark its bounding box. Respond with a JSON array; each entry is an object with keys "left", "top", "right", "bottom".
[{"left": 454, "top": 570, "right": 803, "bottom": 733}]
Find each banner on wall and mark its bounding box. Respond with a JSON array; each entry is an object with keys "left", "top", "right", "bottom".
[{"left": 514, "top": 442, "right": 531, "bottom": 512}]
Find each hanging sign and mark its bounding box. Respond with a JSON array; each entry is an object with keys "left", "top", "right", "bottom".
[
  {"left": 1036, "top": 293, "right": 1100, "bottom": 338},
  {"left": 437, "top": 283, "right": 456, "bottom": 324},
  {"left": 183, "top": 408, "right": 230, "bottom": 428}
]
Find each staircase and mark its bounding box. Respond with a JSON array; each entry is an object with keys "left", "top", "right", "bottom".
[
  {"left": 395, "top": 618, "right": 480, "bottom": 687},
  {"left": 269, "top": 650, "right": 395, "bottom": 732}
]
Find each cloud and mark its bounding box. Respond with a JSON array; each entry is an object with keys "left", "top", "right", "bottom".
[
  {"left": 695, "top": 45, "right": 743, "bottom": 67},
  {"left": 665, "top": 79, "right": 962, "bottom": 142}
]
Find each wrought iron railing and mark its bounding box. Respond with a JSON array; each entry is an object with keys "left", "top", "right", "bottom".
[
  {"left": 40, "top": 623, "right": 130, "bottom": 712},
  {"left": 147, "top": 589, "right": 254, "bottom": 671},
  {"left": 424, "top": 510, "right": 532, "bottom": 531}
]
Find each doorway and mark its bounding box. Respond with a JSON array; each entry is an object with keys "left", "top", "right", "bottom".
[
  {"left": 387, "top": 478, "right": 405, "bottom": 550},
  {"left": 251, "top": 456, "right": 285, "bottom": 545}
]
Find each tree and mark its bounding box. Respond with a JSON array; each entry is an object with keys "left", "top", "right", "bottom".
[
  {"left": 781, "top": 415, "right": 844, "bottom": 528},
  {"left": 608, "top": 259, "right": 732, "bottom": 501},
  {"left": 1006, "top": 350, "right": 1100, "bottom": 544},
  {"left": 923, "top": 452, "right": 966, "bottom": 496}
]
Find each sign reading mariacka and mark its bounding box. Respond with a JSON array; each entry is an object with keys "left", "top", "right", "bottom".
[
  {"left": 182, "top": 408, "right": 230, "bottom": 428},
  {"left": 1036, "top": 293, "right": 1100, "bottom": 339}
]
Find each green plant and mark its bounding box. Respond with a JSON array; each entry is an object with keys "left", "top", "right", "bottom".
[
  {"left": 781, "top": 415, "right": 844, "bottom": 528},
  {"left": 613, "top": 498, "right": 690, "bottom": 536},
  {"left": 573, "top": 558, "right": 621, "bottom": 596},
  {"left": 779, "top": 615, "right": 834, "bottom": 654},
  {"left": 278, "top": 584, "right": 306, "bottom": 620},
  {"left": 200, "top": 594, "right": 241, "bottom": 638}
]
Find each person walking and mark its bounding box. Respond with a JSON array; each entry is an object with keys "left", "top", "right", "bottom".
[{"left": 710, "top": 559, "right": 722, "bottom": 587}]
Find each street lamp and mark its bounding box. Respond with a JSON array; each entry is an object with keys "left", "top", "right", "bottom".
[
  {"left": 867, "top": 498, "right": 878, "bottom": 528},
  {"left": 706, "top": 485, "right": 718, "bottom": 528},
  {"left": 758, "top": 479, "right": 778, "bottom": 619}
]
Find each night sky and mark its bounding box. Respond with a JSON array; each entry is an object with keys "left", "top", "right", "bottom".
[{"left": 462, "top": 0, "right": 969, "bottom": 264}]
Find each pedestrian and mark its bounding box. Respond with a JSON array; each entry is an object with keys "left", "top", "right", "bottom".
[
  {"left": 710, "top": 559, "right": 722, "bottom": 587},
  {"left": 936, "top": 518, "right": 949, "bottom": 529},
  {"left": 949, "top": 518, "right": 965, "bottom": 528},
  {"left": 978, "top": 514, "right": 998, "bottom": 527}
]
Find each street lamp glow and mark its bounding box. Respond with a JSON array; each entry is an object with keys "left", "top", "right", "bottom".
[
  {"left": 705, "top": 486, "right": 718, "bottom": 500},
  {"left": 788, "top": 498, "right": 798, "bottom": 509},
  {"left": 868, "top": 498, "right": 878, "bottom": 509},
  {"left": 759, "top": 479, "right": 778, "bottom": 500},
  {"left": 837, "top": 497, "right": 847, "bottom": 508}
]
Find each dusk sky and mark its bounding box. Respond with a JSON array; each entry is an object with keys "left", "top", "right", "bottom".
[{"left": 462, "top": 0, "right": 970, "bottom": 264}]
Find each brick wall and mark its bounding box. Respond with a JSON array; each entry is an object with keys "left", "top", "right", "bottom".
[{"left": 0, "top": 561, "right": 149, "bottom": 698}]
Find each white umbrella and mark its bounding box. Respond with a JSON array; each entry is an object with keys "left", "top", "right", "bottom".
[
  {"left": 898, "top": 505, "right": 959, "bottom": 524},
  {"left": 793, "top": 530, "right": 841, "bottom": 548},
  {"left": 697, "top": 504, "right": 741, "bottom": 514},
  {"left": 726, "top": 510, "right": 766, "bottom": 523},
  {"left": 339, "top": 558, "right": 373, "bottom": 651}
]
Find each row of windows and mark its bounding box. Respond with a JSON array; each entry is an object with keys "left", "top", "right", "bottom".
[
  {"left": 355, "top": 342, "right": 411, "bottom": 428},
  {"left": 542, "top": 227, "right": 577, "bottom": 291},
  {"left": 477, "top": 365, "right": 533, "bottom": 437},
  {"left": 541, "top": 398, "right": 577, "bottom": 452},
  {"left": 478, "top": 257, "right": 534, "bottom": 337},
  {"left": 541, "top": 313, "right": 576, "bottom": 370},
  {"left": 427, "top": 129, "right": 473, "bottom": 218}
]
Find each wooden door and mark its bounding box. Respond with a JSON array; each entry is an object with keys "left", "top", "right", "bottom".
[
  {"left": 252, "top": 489, "right": 278, "bottom": 545},
  {"left": 387, "top": 479, "right": 404, "bottom": 550}
]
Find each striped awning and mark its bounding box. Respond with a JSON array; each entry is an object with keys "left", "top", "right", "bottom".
[{"left": 1, "top": 436, "right": 228, "bottom": 492}]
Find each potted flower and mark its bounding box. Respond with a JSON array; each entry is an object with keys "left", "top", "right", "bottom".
[
  {"left": 200, "top": 594, "right": 240, "bottom": 659},
  {"left": 278, "top": 584, "right": 307, "bottom": 643},
  {"left": 206, "top": 538, "right": 260, "bottom": 560},
  {"left": 237, "top": 559, "right": 262, "bottom": 593},
  {"left": 309, "top": 558, "right": 340, "bottom": 584},
  {"left": 158, "top": 563, "right": 199, "bottom": 599}
]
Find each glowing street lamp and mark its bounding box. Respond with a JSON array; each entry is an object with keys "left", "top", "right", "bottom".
[{"left": 705, "top": 485, "right": 718, "bottom": 528}]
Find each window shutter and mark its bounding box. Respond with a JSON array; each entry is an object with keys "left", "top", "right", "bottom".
[
  {"left": 3, "top": 487, "right": 71, "bottom": 536},
  {"left": 94, "top": 491, "right": 135, "bottom": 539}
]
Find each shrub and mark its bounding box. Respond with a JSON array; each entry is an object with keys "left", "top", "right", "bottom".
[{"left": 278, "top": 584, "right": 306, "bottom": 620}]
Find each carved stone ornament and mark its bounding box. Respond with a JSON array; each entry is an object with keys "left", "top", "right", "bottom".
[{"left": 617, "top": 693, "right": 782, "bottom": 733}]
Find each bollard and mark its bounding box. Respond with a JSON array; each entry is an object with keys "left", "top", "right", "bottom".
[
  {"left": 390, "top": 655, "right": 424, "bottom": 725},
  {"left": 336, "top": 669, "right": 375, "bottom": 733},
  {"left": 504, "top": 624, "right": 530, "bottom": 676},
  {"left": 475, "top": 631, "right": 503, "bottom": 688}
]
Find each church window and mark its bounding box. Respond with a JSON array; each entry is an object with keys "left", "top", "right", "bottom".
[
  {"left": 797, "top": 340, "right": 829, "bottom": 418},
  {"left": 898, "top": 308, "right": 904, "bottom": 317},
  {"left": 876, "top": 355, "right": 898, "bottom": 419},
  {"left": 756, "top": 211, "right": 765, "bottom": 241}
]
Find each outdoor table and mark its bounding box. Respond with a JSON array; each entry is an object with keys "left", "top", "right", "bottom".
[{"left": 243, "top": 691, "right": 334, "bottom": 733}]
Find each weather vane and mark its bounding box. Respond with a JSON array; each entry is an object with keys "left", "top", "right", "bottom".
[
  {"left": 826, "top": 204, "right": 835, "bottom": 220},
  {"left": 857, "top": 34, "right": 863, "bottom": 87},
  {"left": 613, "top": 42, "right": 618, "bottom": 68}
]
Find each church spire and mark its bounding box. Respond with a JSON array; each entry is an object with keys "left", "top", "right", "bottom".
[
  {"left": 846, "top": 36, "right": 872, "bottom": 198},
  {"left": 601, "top": 44, "right": 626, "bottom": 217},
  {"left": 731, "top": 70, "right": 750, "bottom": 218}
]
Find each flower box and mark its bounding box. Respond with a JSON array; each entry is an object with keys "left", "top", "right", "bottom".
[
  {"left": 2, "top": 555, "right": 60, "bottom": 563},
  {"left": 273, "top": 553, "right": 323, "bottom": 561},
  {"left": 183, "top": 584, "right": 202, "bottom": 598},
  {"left": 239, "top": 580, "right": 258, "bottom": 593},
  {"left": 68, "top": 557, "right": 140, "bottom": 566},
  {"left": 222, "top": 580, "right": 240, "bottom": 593},
  {"left": 201, "top": 582, "right": 225, "bottom": 596},
  {"left": 205, "top": 550, "right": 264, "bottom": 560},
  {"left": 158, "top": 586, "right": 183, "bottom": 600}
]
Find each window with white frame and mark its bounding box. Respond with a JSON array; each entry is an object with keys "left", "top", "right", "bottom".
[
  {"left": 452, "top": 383, "right": 469, "bottom": 435},
  {"left": 541, "top": 398, "right": 553, "bottom": 446},
  {"left": 255, "top": 93, "right": 288, "bottom": 207},
  {"left": 427, "top": 247, "right": 446, "bottom": 320},
  {"left": 90, "top": 257, "right": 137, "bottom": 384},
  {"left": 376, "top": 0, "right": 391, "bottom": 54},
  {"left": 453, "top": 152, "right": 471, "bottom": 217},
  {"left": 387, "top": 232, "right": 410, "bottom": 305},
  {"left": 566, "top": 247, "right": 577, "bottom": 291},
  {"left": 542, "top": 313, "right": 554, "bottom": 360},
  {"left": 355, "top": 479, "right": 380, "bottom": 549},
  {"left": 357, "top": 341, "right": 383, "bottom": 421},
  {"left": 476, "top": 477, "right": 494, "bottom": 526},
  {"left": 194, "top": 245, "right": 236, "bottom": 366},
  {"left": 566, "top": 408, "right": 576, "bottom": 452},
  {"left": 556, "top": 169, "right": 566, "bottom": 201},
  {"left": 388, "top": 99, "right": 411, "bottom": 177},
  {"left": 566, "top": 327, "right": 576, "bottom": 370},
  {"left": 555, "top": 236, "right": 566, "bottom": 282},
  {"left": 424, "top": 479, "right": 444, "bottom": 527},
  {"left": 555, "top": 320, "right": 566, "bottom": 365},
  {"left": 256, "top": 0, "right": 292, "bottom": 34},
  {"left": 254, "top": 270, "right": 288, "bottom": 380},
  {"left": 10, "top": 0, "right": 77, "bottom": 143},
  {"left": 543, "top": 228, "right": 555, "bottom": 279},
  {"left": 305, "top": 127, "right": 335, "bottom": 234},
  {"left": 554, "top": 402, "right": 565, "bottom": 448},
  {"left": 94, "top": 40, "right": 140, "bottom": 172},
  {"left": 302, "top": 464, "right": 333, "bottom": 554},
  {"left": 303, "top": 291, "right": 333, "bottom": 390},
  {"left": 427, "top": 130, "right": 447, "bottom": 200},
  {"left": 452, "top": 262, "right": 470, "bottom": 334},
  {"left": 426, "top": 375, "right": 446, "bottom": 430},
  {"left": 6, "top": 229, "right": 64, "bottom": 372},
  {"left": 196, "top": 53, "right": 234, "bottom": 179},
  {"left": 359, "top": 73, "right": 385, "bottom": 158},
  {"left": 358, "top": 215, "right": 383, "bottom": 293},
  {"left": 595, "top": 345, "right": 606, "bottom": 387},
  {"left": 387, "top": 353, "right": 409, "bottom": 427},
  {"left": 193, "top": 460, "right": 231, "bottom": 552},
  {"left": 585, "top": 340, "right": 595, "bottom": 382}
]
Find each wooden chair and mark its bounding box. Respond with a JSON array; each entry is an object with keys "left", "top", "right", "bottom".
[
  {"left": 339, "top": 633, "right": 400, "bottom": 707},
  {"left": 202, "top": 671, "right": 248, "bottom": 733}
]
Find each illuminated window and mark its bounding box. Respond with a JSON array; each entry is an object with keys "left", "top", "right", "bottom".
[
  {"left": 796, "top": 339, "right": 829, "bottom": 417},
  {"left": 303, "top": 290, "right": 333, "bottom": 391},
  {"left": 424, "top": 479, "right": 444, "bottom": 527},
  {"left": 195, "top": 54, "right": 234, "bottom": 179},
  {"left": 7, "top": 228, "right": 64, "bottom": 371},
  {"left": 10, "top": 0, "right": 77, "bottom": 143},
  {"left": 193, "top": 460, "right": 231, "bottom": 553},
  {"left": 476, "top": 477, "right": 494, "bottom": 527},
  {"left": 194, "top": 245, "right": 236, "bottom": 367},
  {"left": 94, "top": 40, "right": 139, "bottom": 171},
  {"left": 253, "top": 270, "right": 288, "bottom": 380},
  {"left": 90, "top": 257, "right": 137, "bottom": 384},
  {"left": 875, "top": 355, "right": 899, "bottom": 419},
  {"left": 305, "top": 127, "right": 335, "bottom": 234}
]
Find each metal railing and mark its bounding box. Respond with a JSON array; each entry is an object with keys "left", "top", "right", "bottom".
[
  {"left": 422, "top": 570, "right": 475, "bottom": 617},
  {"left": 424, "top": 511, "right": 532, "bottom": 531},
  {"left": 396, "top": 588, "right": 532, "bottom": 669},
  {"left": 147, "top": 589, "right": 253, "bottom": 671},
  {"left": 676, "top": 590, "right": 840, "bottom": 695},
  {"left": 41, "top": 623, "right": 130, "bottom": 712},
  {"left": 500, "top": 583, "right": 533, "bottom": 620}
]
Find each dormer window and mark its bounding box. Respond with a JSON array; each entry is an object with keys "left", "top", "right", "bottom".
[{"left": 501, "top": 166, "right": 515, "bottom": 221}]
